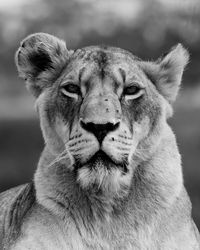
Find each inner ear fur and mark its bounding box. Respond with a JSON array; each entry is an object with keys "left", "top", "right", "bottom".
[
  {"left": 15, "top": 33, "right": 71, "bottom": 97},
  {"left": 140, "top": 44, "right": 189, "bottom": 103}
]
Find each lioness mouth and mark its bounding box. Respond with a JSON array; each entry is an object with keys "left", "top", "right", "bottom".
[
  {"left": 88, "top": 150, "right": 116, "bottom": 165},
  {"left": 75, "top": 150, "right": 128, "bottom": 173}
]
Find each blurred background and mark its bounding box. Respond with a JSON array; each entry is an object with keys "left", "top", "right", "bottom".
[{"left": 0, "top": 0, "right": 199, "bottom": 228}]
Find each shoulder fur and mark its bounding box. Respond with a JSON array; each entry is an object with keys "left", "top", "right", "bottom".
[{"left": 0, "top": 183, "right": 35, "bottom": 250}]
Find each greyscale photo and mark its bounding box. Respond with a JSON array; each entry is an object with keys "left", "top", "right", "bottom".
[{"left": 0, "top": 0, "right": 200, "bottom": 249}]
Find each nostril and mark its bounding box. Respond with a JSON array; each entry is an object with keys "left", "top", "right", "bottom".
[
  {"left": 107, "top": 122, "right": 120, "bottom": 131},
  {"left": 80, "top": 120, "right": 120, "bottom": 144}
]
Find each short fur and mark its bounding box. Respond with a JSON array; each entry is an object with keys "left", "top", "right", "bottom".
[{"left": 0, "top": 33, "right": 199, "bottom": 249}]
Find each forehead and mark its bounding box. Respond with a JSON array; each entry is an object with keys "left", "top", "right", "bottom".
[
  {"left": 63, "top": 46, "right": 146, "bottom": 83},
  {"left": 71, "top": 46, "right": 139, "bottom": 64}
]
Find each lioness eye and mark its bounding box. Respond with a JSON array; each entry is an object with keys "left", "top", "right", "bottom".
[
  {"left": 123, "top": 84, "right": 144, "bottom": 100},
  {"left": 124, "top": 85, "right": 141, "bottom": 95},
  {"left": 61, "top": 83, "right": 81, "bottom": 97}
]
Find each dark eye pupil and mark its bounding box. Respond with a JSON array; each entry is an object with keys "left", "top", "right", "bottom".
[
  {"left": 124, "top": 85, "right": 140, "bottom": 95},
  {"left": 63, "top": 84, "right": 80, "bottom": 94}
]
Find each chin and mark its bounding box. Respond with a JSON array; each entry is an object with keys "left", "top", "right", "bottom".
[{"left": 75, "top": 150, "right": 133, "bottom": 197}]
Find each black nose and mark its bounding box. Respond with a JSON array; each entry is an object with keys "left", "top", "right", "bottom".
[{"left": 80, "top": 121, "right": 120, "bottom": 144}]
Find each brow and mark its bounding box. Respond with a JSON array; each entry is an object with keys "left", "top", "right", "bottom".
[
  {"left": 118, "top": 68, "right": 126, "bottom": 83},
  {"left": 78, "top": 67, "right": 86, "bottom": 83}
]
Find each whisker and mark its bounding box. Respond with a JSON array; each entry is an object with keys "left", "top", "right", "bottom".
[{"left": 46, "top": 149, "right": 69, "bottom": 169}]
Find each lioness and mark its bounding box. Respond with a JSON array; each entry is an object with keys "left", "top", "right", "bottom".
[{"left": 0, "top": 33, "right": 199, "bottom": 250}]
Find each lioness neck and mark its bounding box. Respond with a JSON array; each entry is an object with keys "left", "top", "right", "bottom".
[{"left": 34, "top": 124, "right": 183, "bottom": 226}]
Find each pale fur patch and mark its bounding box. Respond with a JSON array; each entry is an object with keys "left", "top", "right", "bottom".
[
  {"left": 36, "top": 92, "right": 66, "bottom": 155},
  {"left": 77, "top": 164, "right": 132, "bottom": 197}
]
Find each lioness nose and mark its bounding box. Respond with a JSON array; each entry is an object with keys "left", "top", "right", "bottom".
[{"left": 80, "top": 121, "right": 120, "bottom": 144}]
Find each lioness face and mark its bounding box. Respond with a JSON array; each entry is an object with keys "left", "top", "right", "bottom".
[
  {"left": 59, "top": 48, "right": 157, "bottom": 164},
  {"left": 16, "top": 33, "right": 189, "bottom": 194}
]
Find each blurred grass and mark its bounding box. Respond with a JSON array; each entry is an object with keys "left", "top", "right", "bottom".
[{"left": 0, "top": 119, "right": 43, "bottom": 191}]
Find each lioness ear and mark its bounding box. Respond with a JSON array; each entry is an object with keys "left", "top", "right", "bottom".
[
  {"left": 15, "top": 33, "right": 71, "bottom": 97},
  {"left": 141, "top": 44, "right": 189, "bottom": 103}
]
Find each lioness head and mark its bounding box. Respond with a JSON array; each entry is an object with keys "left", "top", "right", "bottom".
[{"left": 15, "top": 33, "right": 189, "bottom": 195}]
